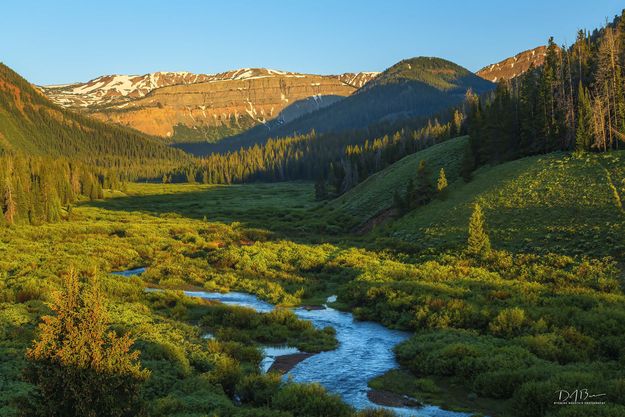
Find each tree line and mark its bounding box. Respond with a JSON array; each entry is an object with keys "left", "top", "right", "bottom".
[
  {"left": 0, "top": 154, "right": 126, "bottom": 226},
  {"left": 165, "top": 107, "right": 464, "bottom": 198},
  {"left": 464, "top": 10, "right": 625, "bottom": 169}
]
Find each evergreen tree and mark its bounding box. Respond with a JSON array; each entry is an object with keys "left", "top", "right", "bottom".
[
  {"left": 452, "top": 110, "right": 464, "bottom": 136},
  {"left": 467, "top": 203, "right": 491, "bottom": 256},
  {"left": 393, "top": 189, "right": 404, "bottom": 210},
  {"left": 185, "top": 169, "right": 196, "bottom": 184},
  {"left": 3, "top": 176, "right": 16, "bottom": 225},
  {"left": 314, "top": 178, "right": 328, "bottom": 201},
  {"left": 576, "top": 82, "right": 594, "bottom": 151},
  {"left": 572, "top": 30, "right": 591, "bottom": 85},
  {"left": 436, "top": 168, "right": 448, "bottom": 197},
  {"left": 22, "top": 268, "right": 149, "bottom": 417},
  {"left": 405, "top": 179, "right": 416, "bottom": 208},
  {"left": 415, "top": 160, "right": 434, "bottom": 206},
  {"left": 460, "top": 145, "right": 475, "bottom": 182}
]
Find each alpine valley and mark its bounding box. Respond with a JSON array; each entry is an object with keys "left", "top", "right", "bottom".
[{"left": 2, "top": 4, "right": 625, "bottom": 417}]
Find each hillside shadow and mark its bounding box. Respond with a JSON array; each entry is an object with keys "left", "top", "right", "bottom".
[
  {"left": 173, "top": 95, "right": 345, "bottom": 156},
  {"left": 85, "top": 184, "right": 354, "bottom": 245}
]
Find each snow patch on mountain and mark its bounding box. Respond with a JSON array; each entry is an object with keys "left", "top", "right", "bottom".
[{"left": 40, "top": 69, "right": 380, "bottom": 110}]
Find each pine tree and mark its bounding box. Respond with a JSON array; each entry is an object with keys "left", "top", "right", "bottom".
[
  {"left": 405, "top": 178, "right": 416, "bottom": 210},
  {"left": 186, "top": 169, "right": 196, "bottom": 184},
  {"left": 542, "top": 37, "right": 565, "bottom": 151},
  {"left": 452, "top": 110, "right": 464, "bottom": 136},
  {"left": 23, "top": 268, "right": 149, "bottom": 417},
  {"left": 572, "top": 30, "right": 591, "bottom": 85},
  {"left": 436, "top": 168, "right": 448, "bottom": 197},
  {"left": 4, "top": 177, "right": 16, "bottom": 225},
  {"left": 393, "top": 189, "right": 404, "bottom": 210},
  {"left": 594, "top": 27, "right": 620, "bottom": 150},
  {"left": 460, "top": 145, "right": 475, "bottom": 182},
  {"left": 314, "top": 178, "right": 328, "bottom": 201},
  {"left": 467, "top": 203, "right": 491, "bottom": 256},
  {"left": 415, "top": 160, "right": 434, "bottom": 206},
  {"left": 576, "top": 82, "right": 594, "bottom": 152}
]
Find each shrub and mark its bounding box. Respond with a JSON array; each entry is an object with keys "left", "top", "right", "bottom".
[
  {"left": 272, "top": 383, "right": 353, "bottom": 417},
  {"left": 208, "top": 355, "right": 242, "bottom": 398},
  {"left": 489, "top": 307, "right": 527, "bottom": 337},
  {"left": 512, "top": 381, "right": 557, "bottom": 417},
  {"left": 238, "top": 373, "right": 282, "bottom": 407}
]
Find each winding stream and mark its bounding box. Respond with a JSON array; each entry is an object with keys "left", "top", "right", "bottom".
[
  {"left": 114, "top": 269, "right": 469, "bottom": 416},
  {"left": 184, "top": 290, "right": 469, "bottom": 417}
]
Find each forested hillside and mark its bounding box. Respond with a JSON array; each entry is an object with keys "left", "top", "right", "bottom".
[
  {"left": 320, "top": 137, "right": 469, "bottom": 231},
  {"left": 0, "top": 63, "right": 194, "bottom": 226},
  {"left": 166, "top": 107, "right": 462, "bottom": 192},
  {"left": 0, "top": 155, "right": 114, "bottom": 225},
  {"left": 0, "top": 63, "right": 189, "bottom": 177}
]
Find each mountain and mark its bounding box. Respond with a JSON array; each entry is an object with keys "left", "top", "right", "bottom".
[
  {"left": 476, "top": 46, "right": 547, "bottom": 82},
  {"left": 198, "top": 57, "right": 494, "bottom": 154},
  {"left": 39, "top": 72, "right": 216, "bottom": 108},
  {"left": 40, "top": 69, "right": 379, "bottom": 143},
  {"left": 0, "top": 63, "right": 185, "bottom": 165}
]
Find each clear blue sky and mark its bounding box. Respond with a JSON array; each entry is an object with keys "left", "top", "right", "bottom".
[{"left": 2, "top": 0, "right": 623, "bottom": 85}]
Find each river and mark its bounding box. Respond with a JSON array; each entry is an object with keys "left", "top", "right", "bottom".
[
  {"left": 184, "top": 290, "right": 468, "bottom": 417},
  {"left": 114, "top": 269, "right": 469, "bottom": 416}
]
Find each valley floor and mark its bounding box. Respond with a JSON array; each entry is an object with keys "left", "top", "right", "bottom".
[{"left": 2, "top": 149, "right": 625, "bottom": 417}]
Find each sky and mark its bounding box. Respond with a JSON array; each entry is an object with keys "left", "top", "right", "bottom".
[{"left": 2, "top": 0, "right": 624, "bottom": 85}]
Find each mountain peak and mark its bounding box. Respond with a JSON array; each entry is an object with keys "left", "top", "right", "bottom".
[
  {"left": 366, "top": 56, "right": 485, "bottom": 92},
  {"left": 477, "top": 46, "right": 547, "bottom": 82}
]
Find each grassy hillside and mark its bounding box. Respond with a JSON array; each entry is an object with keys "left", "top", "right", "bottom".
[
  {"left": 385, "top": 151, "right": 625, "bottom": 260},
  {"left": 322, "top": 137, "right": 468, "bottom": 231}
]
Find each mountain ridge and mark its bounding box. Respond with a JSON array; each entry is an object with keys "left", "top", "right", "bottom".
[
  {"left": 476, "top": 46, "right": 547, "bottom": 82},
  {"left": 39, "top": 68, "right": 380, "bottom": 142}
]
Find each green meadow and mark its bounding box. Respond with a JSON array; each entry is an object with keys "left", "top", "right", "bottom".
[{"left": 3, "top": 142, "right": 625, "bottom": 417}]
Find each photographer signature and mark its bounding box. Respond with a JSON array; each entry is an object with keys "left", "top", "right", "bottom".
[{"left": 554, "top": 389, "right": 607, "bottom": 405}]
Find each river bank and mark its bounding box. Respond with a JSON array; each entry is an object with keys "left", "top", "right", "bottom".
[{"left": 267, "top": 352, "right": 316, "bottom": 373}]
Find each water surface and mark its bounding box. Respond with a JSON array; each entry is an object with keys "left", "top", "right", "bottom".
[{"left": 111, "top": 267, "right": 146, "bottom": 277}]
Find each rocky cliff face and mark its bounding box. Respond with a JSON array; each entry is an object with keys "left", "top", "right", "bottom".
[
  {"left": 40, "top": 69, "right": 378, "bottom": 142},
  {"left": 477, "top": 46, "right": 546, "bottom": 82}
]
